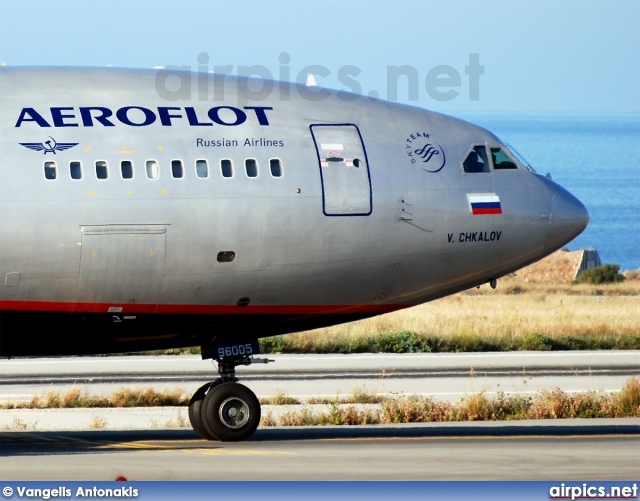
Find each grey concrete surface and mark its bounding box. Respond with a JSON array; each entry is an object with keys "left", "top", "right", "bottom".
[
  {"left": 3, "top": 351, "right": 639, "bottom": 377},
  {"left": 1, "top": 352, "right": 638, "bottom": 408},
  {"left": 0, "top": 420, "right": 638, "bottom": 480}
]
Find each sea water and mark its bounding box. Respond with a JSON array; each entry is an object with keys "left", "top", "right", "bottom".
[{"left": 454, "top": 112, "right": 640, "bottom": 271}]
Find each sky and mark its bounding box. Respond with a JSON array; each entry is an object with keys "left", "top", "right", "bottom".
[{"left": 1, "top": 0, "right": 639, "bottom": 114}]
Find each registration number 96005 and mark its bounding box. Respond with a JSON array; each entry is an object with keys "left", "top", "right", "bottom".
[{"left": 211, "top": 339, "right": 260, "bottom": 360}]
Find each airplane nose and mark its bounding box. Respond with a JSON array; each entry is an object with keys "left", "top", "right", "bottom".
[{"left": 545, "top": 186, "right": 590, "bottom": 252}]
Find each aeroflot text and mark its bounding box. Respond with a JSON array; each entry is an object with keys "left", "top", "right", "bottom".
[{"left": 14, "top": 106, "right": 273, "bottom": 128}]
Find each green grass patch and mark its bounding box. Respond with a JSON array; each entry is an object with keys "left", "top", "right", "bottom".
[
  {"left": 259, "top": 331, "right": 640, "bottom": 355},
  {"left": 574, "top": 264, "right": 625, "bottom": 285}
]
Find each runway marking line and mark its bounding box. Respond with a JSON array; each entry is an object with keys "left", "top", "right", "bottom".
[{"left": 96, "top": 440, "right": 294, "bottom": 456}]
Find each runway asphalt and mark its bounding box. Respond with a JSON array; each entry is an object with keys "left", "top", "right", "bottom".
[{"left": 1, "top": 420, "right": 638, "bottom": 480}]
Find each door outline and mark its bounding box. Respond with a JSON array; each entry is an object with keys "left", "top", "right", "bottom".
[
  {"left": 310, "top": 123, "right": 373, "bottom": 217},
  {"left": 74, "top": 225, "right": 167, "bottom": 308}
]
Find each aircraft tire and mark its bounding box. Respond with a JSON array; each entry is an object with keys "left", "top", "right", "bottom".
[
  {"left": 188, "top": 382, "right": 219, "bottom": 440},
  {"left": 201, "top": 382, "right": 261, "bottom": 442}
]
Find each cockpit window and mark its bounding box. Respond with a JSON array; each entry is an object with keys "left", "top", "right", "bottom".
[
  {"left": 505, "top": 144, "right": 536, "bottom": 172},
  {"left": 490, "top": 148, "right": 518, "bottom": 170},
  {"left": 463, "top": 146, "right": 489, "bottom": 173}
]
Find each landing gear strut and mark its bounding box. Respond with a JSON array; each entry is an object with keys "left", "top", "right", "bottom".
[{"left": 188, "top": 355, "right": 271, "bottom": 442}]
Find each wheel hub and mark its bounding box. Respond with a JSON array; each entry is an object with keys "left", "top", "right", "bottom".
[{"left": 218, "top": 397, "right": 250, "bottom": 429}]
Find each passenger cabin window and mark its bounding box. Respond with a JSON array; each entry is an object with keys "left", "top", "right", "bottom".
[
  {"left": 70, "top": 161, "right": 82, "bottom": 180},
  {"left": 245, "top": 159, "right": 258, "bottom": 178},
  {"left": 44, "top": 161, "right": 57, "bottom": 180},
  {"left": 463, "top": 146, "right": 489, "bottom": 173},
  {"left": 491, "top": 148, "right": 518, "bottom": 170},
  {"left": 146, "top": 160, "right": 159, "bottom": 179},
  {"left": 270, "top": 158, "right": 283, "bottom": 177},
  {"left": 196, "top": 159, "right": 209, "bottom": 178},
  {"left": 221, "top": 159, "right": 233, "bottom": 178},
  {"left": 95, "top": 161, "right": 108, "bottom": 179},
  {"left": 217, "top": 251, "right": 236, "bottom": 263},
  {"left": 120, "top": 160, "right": 133, "bottom": 179},
  {"left": 171, "top": 160, "right": 184, "bottom": 179}
]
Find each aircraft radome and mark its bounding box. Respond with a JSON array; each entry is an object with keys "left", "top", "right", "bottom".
[{"left": 0, "top": 67, "right": 589, "bottom": 441}]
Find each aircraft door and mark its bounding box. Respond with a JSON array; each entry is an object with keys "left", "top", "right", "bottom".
[
  {"left": 310, "top": 124, "right": 372, "bottom": 216},
  {"left": 75, "top": 226, "right": 166, "bottom": 306}
]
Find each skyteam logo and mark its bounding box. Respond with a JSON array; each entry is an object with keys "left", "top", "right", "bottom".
[
  {"left": 19, "top": 136, "right": 79, "bottom": 154},
  {"left": 405, "top": 132, "right": 446, "bottom": 173}
]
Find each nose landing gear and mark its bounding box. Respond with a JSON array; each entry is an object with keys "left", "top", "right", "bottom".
[{"left": 188, "top": 355, "right": 272, "bottom": 442}]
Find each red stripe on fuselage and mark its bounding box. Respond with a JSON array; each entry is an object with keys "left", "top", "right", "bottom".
[{"left": 0, "top": 300, "right": 408, "bottom": 315}]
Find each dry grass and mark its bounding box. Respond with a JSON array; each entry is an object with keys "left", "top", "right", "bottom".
[
  {"left": 1, "top": 418, "right": 39, "bottom": 431},
  {"left": 261, "top": 291, "right": 640, "bottom": 353},
  {"left": 260, "top": 393, "right": 301, "bottom": 405},
  {"left": 261, "top": 376, "right": 640, "bottom": 426},
  {"left": 307, "top": 387, "right": 385, "bottom": 405},
  {"left": 1, "top": 387, "right": 189, "bottom": 410},
  {"left": 263, "top": 404, "right": 382, "bottom": 427},
  {"left": 612, "top": 376, "right": 640, "bottom": 416},
  {"left": 2, "top": 378, "right": 637, "bottom": 428},
  {"left": 88, "top": 415, "right": 107, "bottom": 429},
  {"left": 161, "top": 411, "right": 188, "bottom": 428},
  {"left": 109, "top": 387, "right": 187, "bottom": 407},
  {"left": 298, "top": 283, "right": 638, "bottom": 343},
  {"left": 391, "top": 293, "right": 637, "bottom": 339}
]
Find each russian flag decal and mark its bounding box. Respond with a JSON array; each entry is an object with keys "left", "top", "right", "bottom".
[{"left": 467, "top": 193, "right": 503, "bottom": 215}]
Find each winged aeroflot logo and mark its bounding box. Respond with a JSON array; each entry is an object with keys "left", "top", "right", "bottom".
[{"left": 19, "top": 137, "right": 79, "bottom": 154}]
